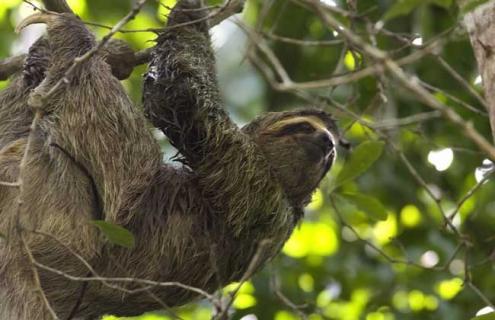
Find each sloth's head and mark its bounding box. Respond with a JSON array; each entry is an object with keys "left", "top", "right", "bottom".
[{"left": 243, "top": 109, "right": 339, "bottom": 205}]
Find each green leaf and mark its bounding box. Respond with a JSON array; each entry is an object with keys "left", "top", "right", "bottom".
[
  {"left": 341, "top": 193, "right": 388, "bottom": 221},
  {"left": 383, "top": 0, "right": 423, "bottom": 20},
  {"left": 0, "top": 232, "right": 5, "bottom": 240},
  {"left": 471, "top": 313, "right": 495, "bottom": 320},
  {"left": 334, "top": 140, "right": 385, "bottom": 188},
  {"left": 91, "top": 220, "right": 135, "bottom": 249},
  {"left": 331, "top": 194, "right": 370, "bottom": 224}
]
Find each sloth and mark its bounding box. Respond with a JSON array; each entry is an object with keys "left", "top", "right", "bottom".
[
  {"left": 0, "top": 0, "right": 340, "bottom": 319},
  {"left": 0, "top": 36, "right": 135, "bottom": 154},
  {"left": 0, "top": 38, "right": 50, "bottom": 151}
]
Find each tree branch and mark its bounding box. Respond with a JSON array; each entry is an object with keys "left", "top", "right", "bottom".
[
  {"left": 0, "top": 54, "right": 26, "bottom": 81},
  {"left": 42, "top": 0, "right": 72, "bottom": 13},
  {"left": 461, "top": 0, "right": 495, "bottom": 144},
  {"left": 0, "top": 0, "right": 246, "bottom": 82},
  {"left": 20, "top": 232, "right": 60, "bottom": 320},
  {"left": 303, "top": 0, "right": 495, "bottom": 161},
  {"left": 209, "top": 0, "right": 245, "bottom": 26}
]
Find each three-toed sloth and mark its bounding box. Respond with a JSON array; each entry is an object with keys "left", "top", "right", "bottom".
[{"left": 0, "top": 0, "right": 339, "bottom": 319}]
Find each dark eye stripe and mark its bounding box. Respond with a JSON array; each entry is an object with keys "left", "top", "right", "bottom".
[{"left": 274, "top": 122, "right": 316, "bottom": 136}]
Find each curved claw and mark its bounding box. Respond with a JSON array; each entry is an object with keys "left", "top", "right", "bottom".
[{"left": 16, "top": 13, "right": 56, "bottom": 34}]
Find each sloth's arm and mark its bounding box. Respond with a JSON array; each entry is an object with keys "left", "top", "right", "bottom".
[
  {"left": 0, "top": 38, "right": 50, "bottom": 150},
  {"left": 19, "top": 13, "right": 161, "bottom": 223},
  {"left": 143, "top": 0, "right": 233, "bottom": 165},
  {"left": 143, "top": 0, "right": 290, "bottom": 235}
]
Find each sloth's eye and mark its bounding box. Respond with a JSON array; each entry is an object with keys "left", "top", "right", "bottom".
[
  {"left": 295, "top": 123, "right": 316, "bottom": 133},
  {"left": 281, "top": 122, "right": 316, "bottom": 135}
]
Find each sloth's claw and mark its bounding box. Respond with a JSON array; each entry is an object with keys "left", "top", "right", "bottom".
[{"left": 16, "top": 13, "right": 56, "bottom": 34}]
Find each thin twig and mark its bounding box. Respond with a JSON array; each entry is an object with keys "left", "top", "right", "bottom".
[
  {"left": 330, "top": 196, "right": 464, "bottom": 271},
  {"left": 446, "top": 172, "right": 493, "bottom": 225},
  {"left": 1, "top": 0, "right": 246, "bottom": 81},
  {"left": 372, "top": 111, "right": 441, "bottom": 129},
  {"left": 214, "top": 240, "right": 271, "bottom": 320},
  {"left": 263, "top": 31, "right": 343, "bottom": 46},
  {"left": 419, "top": 79, "right": 487, "bottom": 117},
  {"left": 32, "top": 260, "right": 216, "bottom": 300},
  {"left": 238, "top": 19, "right": 437, "bottom": 91},
  {"left": 437, "top": 56, "right": 488, "bottom": 110},
  {"left": 271, "top": 275, "right": 309, "bottom": 320},
  {"left": 20, "top": 232, "right": 60, "bottom": 319},
  {"left": 304, "top": 0, "right": 495, "bottom": 161},
  {"left": 41, "top": 0, "right": 148, "bottom": 103}
]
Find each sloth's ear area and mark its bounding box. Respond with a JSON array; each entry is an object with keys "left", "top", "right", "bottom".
[{"left": 16, "top": 12, "right": 57, "bottom": 33}]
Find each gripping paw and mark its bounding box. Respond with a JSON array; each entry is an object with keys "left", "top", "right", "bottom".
[
  {"left": 16, "top": 12, "right": 58, "bottom": 33},
  {"left": 168, "top": 0, "right": 208, "bottom": 28},
  {"left": 16, "top": 12, "right": 84, "bottom": 37},
  {"left": 17, "top": 12, "right": 95, "bottom": 63}
]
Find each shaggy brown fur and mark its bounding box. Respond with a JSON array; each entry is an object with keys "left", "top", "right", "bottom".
[
  {"left": 0, "top": 38, "right": 50, "bottom": 151},
  {"left": 0, "top": 1, "right": 339, "bottom": 319},
  {"left": 0, "top": 35, "right": 136, "bottom": 153}
]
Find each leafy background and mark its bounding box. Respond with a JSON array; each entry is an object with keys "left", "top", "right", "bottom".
[{"left": 1, "top": 0, "right": 495, "bottom": 319}]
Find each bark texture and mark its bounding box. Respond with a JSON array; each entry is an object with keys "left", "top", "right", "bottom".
[{"left": 462, "top": 0, "right": 495, "bottom": 143}]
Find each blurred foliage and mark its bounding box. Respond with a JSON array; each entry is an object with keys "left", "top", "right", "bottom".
[{"left": 1, "top": 0, "right": 495, "bottom": 319}]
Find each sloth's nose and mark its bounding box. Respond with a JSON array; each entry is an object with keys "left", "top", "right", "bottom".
[{"left": 317, "top": 132, "right": 334, "bottom": 154}]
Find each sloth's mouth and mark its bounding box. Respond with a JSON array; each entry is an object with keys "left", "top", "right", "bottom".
[
  {"left": 315, "top": 141, "right": 334, "bottom": 158},
  {"left": 323, "top": 145, "right": 335, "bottom": 158},
  {"left": 325, "top": 149, "right": 336, "bottom": 166},
  {"left": 305, "top": 141, "right": 335, "bottom": 164}
]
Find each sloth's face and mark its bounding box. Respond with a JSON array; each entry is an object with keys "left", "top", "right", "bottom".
[{"left": 246, "top": 113, "right": 338, "bottom": 205}]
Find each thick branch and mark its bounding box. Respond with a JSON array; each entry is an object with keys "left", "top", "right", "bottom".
[
  {"left": 210, "top": 0, "right": 245, "bottom": 26},
  {"left": 0, "top": 54, "right": 25, "bottom": 81},
  {"left": 461, "top": 0, "right": 495, "bottom": 144},
  {"left": 0, "top": 0, "right": 245, "bottom": 81},
  {"left": 42, "top": 0, "right": 72, "bottom": 13}
]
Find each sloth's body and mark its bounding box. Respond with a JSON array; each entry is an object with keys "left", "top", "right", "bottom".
[{"left": 0, "top": 1, "right": 338, "bottom": 319}]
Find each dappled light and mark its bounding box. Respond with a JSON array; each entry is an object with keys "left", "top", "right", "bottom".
[
  {"left": 400, "top": 204, "right": 422, "bottom": 228},
  {"left": 427, "top": 148, "right": 454, "bottom": 172},
  {"left": 282, "top": 221, "right": 339, "bottom": 258},
  {"left": 435, "top": 278, "right": 464, "bottom": 300}
]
